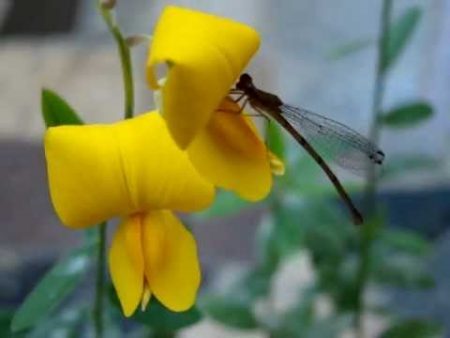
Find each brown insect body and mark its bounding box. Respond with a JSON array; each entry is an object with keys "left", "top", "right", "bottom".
[{"left": 235, "top": 73, "right": 364, "bottom": 225}]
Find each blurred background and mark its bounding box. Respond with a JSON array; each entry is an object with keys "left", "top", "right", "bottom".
[{"left": 1, "top": 0, "right": 449, "bottom": 337}]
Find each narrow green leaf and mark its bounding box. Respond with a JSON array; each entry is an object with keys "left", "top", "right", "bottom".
[
  {"left": 381, "top": 319, "right": 442, "bottom": 338},
  {"left": 26, "top": 308, "right": 87, "bottom": 338},
  {"left": 381, "top": 154, "right": 441, "bottom": 179},
  {"left": 381, "top": 102, "right": 433, "bottom": 128},
  {"left": 266, "top": 122, "right": 286, "bottom": 160},
  {"left": 11, "top": 246, "right": 94, "bottom": 332},
  {"left": 0, "top": 309, "right": 17, "bottom": 338},
  {"left": 201, "top": 296, "right": 258, "bottom": 329},
  {"left": 327, "top": 38, "right": 374, "bottom": 60},
  {"left": 41, "top": 89, "right": 84, "bottom": 128},
  {"left": 373, "top": 253, "right": 434, "bottom": 289},
  {"left": 380, "top": 229, "right": 430, "bottom": 256},
  {"left": 196, "top": 191, "right": 251, "bottom": 219},
  {"left": 383, "top": 7, "right": 422, "bottom": 70},
  {"left": 133, "top": 300, "right": 201, "bottom": 331},
  {"left": 108, "top": 285, "right": 201, "bottom": 331}
]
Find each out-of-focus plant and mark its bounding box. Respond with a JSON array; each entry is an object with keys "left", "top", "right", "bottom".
[{"left": 199, "top": 2, "right": 443, "bottom": 338}]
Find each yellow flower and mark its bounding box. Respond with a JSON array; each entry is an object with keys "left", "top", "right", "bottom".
[
  {"left": 44, "top": 113, "right": 214, "bottom": 316},
  {"left": 147, "top": 6, "right": 284, "bottom": 202}
]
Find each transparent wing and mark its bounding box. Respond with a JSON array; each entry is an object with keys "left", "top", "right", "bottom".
[{"left": 280, "top": 105, "right": 385, "bottom": 176}]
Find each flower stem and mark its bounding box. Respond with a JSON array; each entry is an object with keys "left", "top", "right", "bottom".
[
  {"left": 365, "top": 0, "right": 392, "bottom": 207},
  {"left": 354, "top": 1, "right": 392, "bottom": 337},
  {"left": 98, "top": 1, "right": 135, "bottom": 119},
  {"left": 94, "top": 222, "right": 107, "bottom": 338},
  {"left": 93, "top": 2, "right": 137, "bottom": 337}
]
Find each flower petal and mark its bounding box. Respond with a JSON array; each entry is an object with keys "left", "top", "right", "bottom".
[
  {"left": 117, "top": 113, "right": 215, "bottom": 212},
  {"left": 147, "top": 6, "right": 260, "bottom": 148},
  {"left": 44, "top": 113, "right": 214, "bottom": 228},
  {"left": 109, "top": 216, "right": 144, "bottom": 317},
  {"left": 187, "top": 109, "right": 272, "bottom": 201},
  {"left": 142, "top": 211, "right": 200, "bottom": 312},
  {"left": 44, "top": 123, "right": 131, "bottom": 228}
]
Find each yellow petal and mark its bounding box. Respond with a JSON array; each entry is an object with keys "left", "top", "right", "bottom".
[
  {"left": 44, "top": 123, "right": 131, "bottom": 228},
  {"left": 187, "top": 108, "right": 272, "bottom": 201},
  {"left": 142, "top": 211, "right": 200, "bottom": 312},
  {"left": 117, "top": 113, "right": 215, "bottom": 212},
  {"left": 109, "top": 216, "right": 144, "bottom": 317},
  {"left": 44, "top": 113, "right": 214, "bottom": 228},
  {"left": 268, "top": 151, "right": 285, "bottom": 176},
  {"left": 147, "top": 6, "right": 260, "bottom": 148}
]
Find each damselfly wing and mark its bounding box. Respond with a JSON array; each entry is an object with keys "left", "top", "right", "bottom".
[{"left": 281, "top": 105, "right": 384, "bottom": 176}]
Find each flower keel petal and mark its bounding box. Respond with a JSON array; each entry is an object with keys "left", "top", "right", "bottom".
[
  {"left": 188, "top": 110, "right": 272, "bottom": 201},
  {"left": 142, "top": 211, "right": 200, "bottom": 312},
  {"left": 109, "top": 216, "right": 144, "bottom": 317}
]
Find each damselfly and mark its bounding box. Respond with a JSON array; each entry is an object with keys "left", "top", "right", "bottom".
[{"left": 232, "top": 73, "right": 385, "bottom": 225}]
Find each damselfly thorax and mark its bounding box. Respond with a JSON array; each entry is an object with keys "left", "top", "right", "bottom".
[{"left": 231, "top": 73, "right": 385, "bottom": 225}]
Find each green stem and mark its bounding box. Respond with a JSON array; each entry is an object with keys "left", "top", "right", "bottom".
[
  {"left": 354, "top": 1, "right": 392, "bottom": 337},
  {"left": 98, "top": 1, "right": 135, "bottom": 119},
  {"left": 94, "top": 222, "right": 107, "bottom": 338},
  {"left": 92, "top": 2, "right": 136, "bottom": 337},
  {"left": 365, "top": 0, "right": 392, "bottom": 208}
]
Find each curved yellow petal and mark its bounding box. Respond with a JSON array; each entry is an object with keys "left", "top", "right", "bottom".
[
  {"left": 109, "top": 216, "right": 144, "bottom": 317},
  {"left": 44, "top": 112, "right": 214, "bottom": 228},
  {"left": 142, "top": 211, "right": 200, "bottom": 312},
  {"left": 117, "top": 113, "right": 215, "bottom": 212},
  {"left": 44, "top": 124, "right": 132, "bottom": 228},
  {"left": 187, "top": 108, "right": 272, "bottom": 201},
  {"left": 147, "top": 6, "right": 260, "bottom": 148}
]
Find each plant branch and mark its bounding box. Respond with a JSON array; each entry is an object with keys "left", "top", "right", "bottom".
[
  {"left": 93, "top": 222, "right": 107, "bottom": 338},
  {"left": 92, "top": 2, "right": 137, "bottom": 337},
  {"left": 98, "top": 1, "right": 135, "bottom": 119},
  {"left": 355, "top": 1, "right": 393, "bottom": 337}
]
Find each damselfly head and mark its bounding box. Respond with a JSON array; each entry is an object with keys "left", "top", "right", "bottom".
[{"left": 236, "top": 73, "right": 253, "bottom": 91}]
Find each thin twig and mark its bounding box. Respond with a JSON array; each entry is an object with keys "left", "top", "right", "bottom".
[
  {"left": 94, "top": 223, "right": 107, "bottom": 338},
  {"left": 354, "top": 1, "right": 393, "bottom": 337}
]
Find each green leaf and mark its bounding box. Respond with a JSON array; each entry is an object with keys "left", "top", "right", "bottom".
[
  {"left": 380, "top": 229, "right": 430, "bottom": 256},
  {"left": 372, "top": 253, "right": 434, "bottom": 289},
  {"left": 266, "top": 122, "right": 286, "bottom": 160},
  {"left": 196, "top": 191, "right": 251, "bottom": 219},
  {"left": 381, "top": 154, "right": 441, "bottom": 179},
  {"left": 26, "top": 308, "right": 87, "bottom": 338},
  {"left": 0, "top": 309, "right": 18, "bottom": 338},
  {"left": 383, "top": 7, "right": 422, "bottom": 70},
  {"left": 381, "top": 102, "right": 433, "bottom": 128},
  {"left": 11, "top": 246, "right": 94, "bottom": 332},
  {"left": 327, "top": 38, "right": 374, "bottom": 60},
  {"left": 132, "top": 299, "right": 202, "bottom": 331},
  {"left": 201, "top": 296, "right": 258, "bottom": 329},
  {"left": 108, "top": 285, "right": 201, "bottom": 331},
  {"left": 41, "top": 89, "right": 84, "bottom": 128},
  {"left": 381, "top": 319, "right": 442, "bottom": 338}
]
